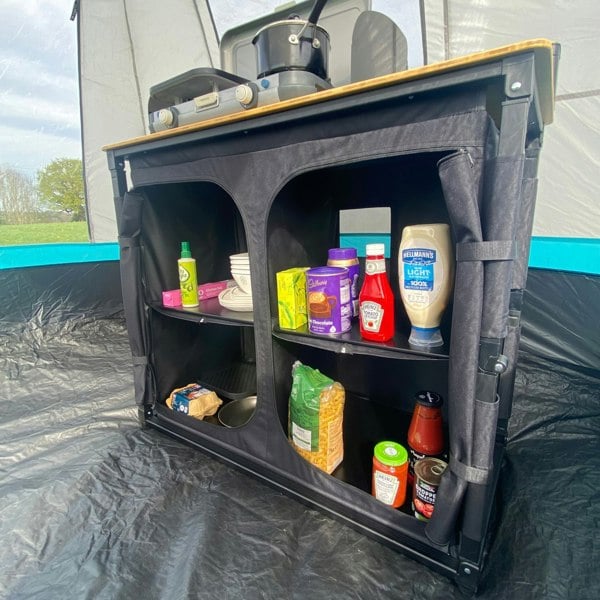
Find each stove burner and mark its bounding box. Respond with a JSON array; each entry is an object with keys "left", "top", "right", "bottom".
[{"left": 148, "top": 69, "right": 331, "bottom": 133}]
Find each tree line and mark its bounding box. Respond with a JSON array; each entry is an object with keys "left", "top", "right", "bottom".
[{"left": 0, "top": 158, "right": 85, "bottom": 225}]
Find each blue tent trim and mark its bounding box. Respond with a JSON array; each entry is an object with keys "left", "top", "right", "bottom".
[
  {"left": 0, "top": 238, "right": 598, "bottom": 275},
  {"left": 0, "top": 243, "right": 119, "bottom": 269},
  {"left": 339, "top": 235, "right": 599, "bottom": 275}
]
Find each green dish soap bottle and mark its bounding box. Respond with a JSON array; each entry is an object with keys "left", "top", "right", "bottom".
[{"left": 178, "top": 241, "right": 199, "bottom": 307}]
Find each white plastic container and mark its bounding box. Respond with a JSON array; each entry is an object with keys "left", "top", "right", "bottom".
[{"left": 398, "top": 224, "right": 454, "bottom": 347}]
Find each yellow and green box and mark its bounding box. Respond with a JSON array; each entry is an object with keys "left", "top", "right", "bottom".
[{"left": 276, "top": 267, "right": 310, "bottom": 330}]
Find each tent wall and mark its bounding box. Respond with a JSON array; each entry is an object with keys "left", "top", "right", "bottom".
[
  {"left": 420, "top": 0, "right": 600, "bottom": 240},
  {"left": 78, "top": 0, "right": 219, "bottom": 242}
]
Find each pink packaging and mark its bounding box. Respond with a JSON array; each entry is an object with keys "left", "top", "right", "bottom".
[
  {"left": 162, "top": 289, "right": 182, "bottom": 307},
  {"left": 162, "top": 280, "right": 235, "bottom": 307},
  {"left": 198, "top": 279, "right": 234, "bottom": 300}
]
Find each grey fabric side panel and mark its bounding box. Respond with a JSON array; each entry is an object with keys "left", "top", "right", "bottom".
[
  {"left": 426, "top": 150, "right": 485, "bottom": 545},
  {"left": 497, "top": 318, "right": 521, "bottom": 426},
  {"left": 118, "top": 191, "right": 152, "bottom": 407},
  {"left": 512, "top": 177, "right": 538, "bottom": 291},
  {"left": 481, "top": 156, "right": 525, "bottom": 338}
]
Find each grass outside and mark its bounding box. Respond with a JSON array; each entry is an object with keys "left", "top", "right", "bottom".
[{"left": 0, "top": 222, "right": 89, "bottom": 245}]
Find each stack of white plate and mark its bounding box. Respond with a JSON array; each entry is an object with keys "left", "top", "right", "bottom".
[{"left": 219, "top": 252, "right": 253, "bottom": 311}]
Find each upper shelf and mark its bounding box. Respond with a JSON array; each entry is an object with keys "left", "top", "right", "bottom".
[
  {"left": 103, "top": 38, "right": 557, "bottom": 153},
  {"left": 151, "top": 299, "right": 254, "bottom": 327}
]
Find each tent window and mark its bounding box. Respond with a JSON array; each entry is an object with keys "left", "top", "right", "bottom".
[
  {"left": 208, "top": 0, "right": 423, "bottom": 68},
  {"left": 0, "top": 0, "right": 87, "bottom": 247}
]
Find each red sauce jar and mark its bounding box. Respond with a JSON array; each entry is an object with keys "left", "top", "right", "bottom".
[
  {"left": 407, "top": 391, "right": 445, "bottom": 485},
  {"left": 372, "top": 441, "right": 408, "bottom": 508}
]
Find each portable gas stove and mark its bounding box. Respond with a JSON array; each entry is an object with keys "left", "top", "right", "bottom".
[{"left": 148, "top": 67, "right": 332, "bottom": 133}]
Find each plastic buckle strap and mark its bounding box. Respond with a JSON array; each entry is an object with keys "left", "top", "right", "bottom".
[
  {"left": 449, "top": 455, "right": 490, "bottom": 485},
  {"left": 455, "top": 240, "right": 515, "bottom": 262}
]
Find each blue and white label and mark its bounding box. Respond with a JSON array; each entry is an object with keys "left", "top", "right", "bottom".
[
  {"left": 172, "top": 392, "right": 190, "bottom": 414},
  {"left": 402, "top": 248, "right": 436, "bottom": 292}
]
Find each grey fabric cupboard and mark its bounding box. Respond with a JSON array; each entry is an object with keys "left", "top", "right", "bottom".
[{"left": 105, "top": 39, "right": 558, "bottom": 594}]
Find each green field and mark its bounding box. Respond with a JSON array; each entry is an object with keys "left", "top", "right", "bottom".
[{"left": 0, "top": 222, "right": 89, "bottom": 245}]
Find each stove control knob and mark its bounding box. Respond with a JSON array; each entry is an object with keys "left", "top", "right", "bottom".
[
  {"left": 235, "top": 84, "right": 255, "bottom": 106},
  {"left": 157, "top": 108, "right": 175, "bottom": 127}
]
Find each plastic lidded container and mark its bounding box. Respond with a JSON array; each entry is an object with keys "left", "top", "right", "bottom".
[
  {"left": 327, "top": 247, "right": 360, "bottom": 317},
  {"left": 372, "top": 441, "right": 408, "bottom": 508}
]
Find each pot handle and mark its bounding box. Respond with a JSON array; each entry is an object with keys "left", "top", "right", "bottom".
[{"left": 307, "top": 0, "right": 328, "bottom": 25}]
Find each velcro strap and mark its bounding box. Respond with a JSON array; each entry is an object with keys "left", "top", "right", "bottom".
[
  {"left": 449, "top": 455, "right": 490, "bottom": 485},
  {"left": 456, "top": 240, "right": 515, "bottom": 262}
]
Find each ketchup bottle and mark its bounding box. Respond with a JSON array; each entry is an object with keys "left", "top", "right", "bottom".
[
  {"left": 407, "top": 391, "right": 445, "bottom": 484},
  {"left": 358, "top": 243, "right": 395, "bottom": 342}
]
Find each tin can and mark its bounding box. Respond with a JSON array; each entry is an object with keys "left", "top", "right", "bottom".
[
  {"left": 372, "top": 441, "right": 408, "bottom": 508},
  {"left": 306, "top": 266, "right": 351, "bottom": 335},
  {"left": 413, "top": 457, "right": 448, "bottom": 521},
  {"left": 327, "top": 248, "right": 360, "bottom": 317}
]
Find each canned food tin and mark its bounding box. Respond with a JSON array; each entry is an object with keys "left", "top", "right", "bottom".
[
  {"left": 413, "top": 457, "right": 448, "bottom": 521},
  {"left": 306, "top": 266, "right": 351, "bottom": 335}
]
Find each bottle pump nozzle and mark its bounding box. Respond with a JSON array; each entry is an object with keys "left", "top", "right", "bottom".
[{"left": 180, "top": 241, "right": 192, "bottom": 258}]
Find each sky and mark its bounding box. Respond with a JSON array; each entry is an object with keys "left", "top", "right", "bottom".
[
  {"left": 0, "top": 0, "right": 421, "bottom": 180},
  {"left": 0, "top": 0, "right": 81, "bottom": 178}
]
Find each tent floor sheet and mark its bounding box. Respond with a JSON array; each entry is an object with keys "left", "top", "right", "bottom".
[{"left": 0, "top": 316, "right": 598, "bottom": 599}]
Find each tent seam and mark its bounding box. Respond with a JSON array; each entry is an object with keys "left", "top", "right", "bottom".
[{"left": 122, "top": 0, "right": 146, "bottom": 133}]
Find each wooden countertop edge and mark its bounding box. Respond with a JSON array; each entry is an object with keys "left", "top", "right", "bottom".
[{"left": 103, "top": 38, "right": 556, "bottom": 153}]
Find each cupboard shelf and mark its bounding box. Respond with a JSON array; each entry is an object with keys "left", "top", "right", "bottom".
[
  {"left": 151, "top": 300, "right": 254, "bottom": 327},
  {"left": 272, "top": 320, "right": 449, "bottom": 360}
]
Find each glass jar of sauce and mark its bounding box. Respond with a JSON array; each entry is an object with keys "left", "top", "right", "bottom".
[
  {"left": 407, "top": 391, "right": 445, "bottom": 485},
  {"left": 372, "top": 441, "right": 408, "bottom": 508}
]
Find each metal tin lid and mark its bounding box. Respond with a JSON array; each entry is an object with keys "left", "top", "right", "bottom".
[
  {"left": 415, "top": 390, "right": 443, "bottom": 408},
  {"left": 414, "top": 457, "right": 448, "bottom": 484},
  {"left": 328, "top": 247, "right": 358, "bottom": 261},
  {"left": 374, "top": 441, "right": 408, "bottom": 466}
]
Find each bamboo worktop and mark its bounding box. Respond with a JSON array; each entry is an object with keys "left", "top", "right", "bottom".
[{"left": 103, "top": 38, "right": 556, "bottom": 152}]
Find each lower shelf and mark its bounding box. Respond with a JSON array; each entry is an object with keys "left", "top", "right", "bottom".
[
  {"left": 146, "top": 409, "right": 462, "bottom": 581},
  {"left": 197, "top": 360, "right": 257, "bottom": 401}
]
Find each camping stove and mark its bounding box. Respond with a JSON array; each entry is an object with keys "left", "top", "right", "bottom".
[{"left": 148, "top": 69, "right": 332, "bottom": 133}]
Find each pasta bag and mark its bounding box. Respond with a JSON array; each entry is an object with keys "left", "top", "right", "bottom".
[{"left": 288, "top": 361, "right": 345, "bottom": 474}]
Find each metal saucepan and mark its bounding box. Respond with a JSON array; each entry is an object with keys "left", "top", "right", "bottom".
[
  {"left": 217, "top": 395, "right": 257, "bottom": 428},
  {"left": 252, "top": 0, "right": 330, "bottom": 80}
]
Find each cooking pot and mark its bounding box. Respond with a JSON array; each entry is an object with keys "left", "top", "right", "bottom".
[
  {"left": 252, "top": 0, "right": 330, "bottom": 80},
  {"left": 217, "top": 395, "right": 257, "bottom": 428}
]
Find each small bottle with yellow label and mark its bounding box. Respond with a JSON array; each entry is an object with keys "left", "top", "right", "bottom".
[{"left": 178, "top": 241, "right": 199, "bottom": 308}]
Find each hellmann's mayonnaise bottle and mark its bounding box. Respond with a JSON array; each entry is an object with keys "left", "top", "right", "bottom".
[{"left": 398, "top": 224, "right": 454, "bottom": 347}]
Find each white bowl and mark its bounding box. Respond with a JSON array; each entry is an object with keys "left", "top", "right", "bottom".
[
  {"left": 229, "top": 252, "right": 249, "bottom": 261},
  {"left": 232, "top": 272, "right": 252, "bottom": 294},
  {"left": 230, "top": 260, "right": 250, "bottom": 267},
  {"left": 230, "top": 267, "right": 251, "bottom": 275}
]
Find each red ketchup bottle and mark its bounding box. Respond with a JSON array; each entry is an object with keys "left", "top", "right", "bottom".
[
  {"left": 358, "top": 243, "right": 395, "bottom": 342},
  {"left": 407, "top": 391, "right": 445, "bottom": 485}
]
